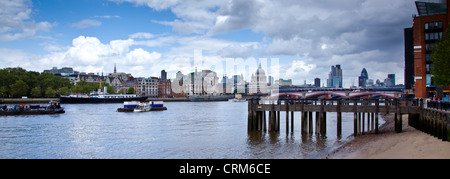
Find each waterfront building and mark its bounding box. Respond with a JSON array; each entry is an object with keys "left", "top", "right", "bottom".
[
  {"left": 184, "top": 68, "right": 220, "bottom": 95},
  {"left": 158, "top": 78, "right": 172, "bottom": 98},
  {"left": 105, "top": 65, "right": 135, "bottom": 94},
  {"left": 135, "top": 77, "right": 158, "bottom": 98},
  {"left": 409, "top": 0, "right": 450, "bottom": 98},
  {"left": 249, "top": 63, "right": 268, "bottom": 94},
  {"left": 77, "top": 72, "right": 102, "bottom": 84},
  {"left": 171, "top": 71, "right": 186, "bottom": 97},
  {"left": 327, "top": 64, "right": 343, "bottom": 88},
  {"left": 358, "top": 68, "right": 369, "bottom": 87}
]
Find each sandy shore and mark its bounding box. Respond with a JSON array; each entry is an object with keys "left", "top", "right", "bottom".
[{"left": 322, "top": 113, "right": 450, "bottom": 159}]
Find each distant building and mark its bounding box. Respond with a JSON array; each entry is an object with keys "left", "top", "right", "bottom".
[
  {"left": 249, "top": 63, "right": 268, "bottom": 94},
  {"left": 385, "top": 74, "right": 396, "bottom": 87},
  {"left": 275, "top": 78, "right": 292, "bottom": 86},
  {"left": 44, "top": 67, "right": 79, "bottom": 84},
  {"left": 183, "top": 68, "right": 220, "bottom": 95},
  {"left": 161, "top": 70, "right": 167, "bottom": 81},
  {"left": 158, "top": 79, "right": 172, "bottom": 98},
  {"left": 133, "top": 77, "right": 157, "bottom": 97},
  {"left": 358, "top": 68, "right": 368, "bottom": 87},
  {"left": 314, "top": 78, "right": 321, "bottom": 88},
  {"left": 327, "top": 64, "right": 343, "bottom": 88},
  {"left": 77, "top": 72, "right": 102, "bottom": 84}
]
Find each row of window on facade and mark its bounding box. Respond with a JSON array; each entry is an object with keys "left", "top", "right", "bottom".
[
  {"left": 425, "top": 21, "right": 443, "bottom": 30},
  {"left": 425, "top": 31, "right": 443, "bottom": 41}
]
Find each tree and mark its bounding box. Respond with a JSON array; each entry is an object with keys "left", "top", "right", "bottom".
[
  {"left": 58, "top": 87, "right": 70, "bottom": 96},
  {"left": 127, "top": 87, "right": 135, "bottom": 94},
  {"left": 431, "top": 28, "right": 450, "bottom": 86},
  {"left": 0, "top": 86, "right": 8, "bottom": 97},
  {"left": 30, "top": 87, "right": 42, "bottom": 98},
  {"left": 9, "top": 80, "right": 29, "bottom": 98},
  {"left": 45, "top": 87, "right": 56, "bottom": 97}
]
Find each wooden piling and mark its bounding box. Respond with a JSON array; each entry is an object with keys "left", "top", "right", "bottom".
[
  {"left": 286, "top": 100, "right": 289, "bottom": 134},
  {"left": 354, "top": 100, "right": 358, "bottom": 136},
  {"left": 375, "top": 100, "right": 379, "bottom": 134},
  {"left": 302, "top": 111, "right": 308, "bottom": 135},
  {"left": 337, "top": 100, "right": 342, "bottom": 137},
  {"left": 316, "top": 111, "right": 320, "bottom": 135},
  {"left": 309, "top": 111, "right": 313, "bottom": 134}
]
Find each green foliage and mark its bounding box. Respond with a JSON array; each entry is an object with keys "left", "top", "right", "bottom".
[
  {"left": 71, "top": 81, "right": 116, "bottom": 94},
  {"left": 127, "top": 87, "right": 135, "bottom": 94},
  {"left": 431, "top": 28, "right": 450, "bottom": 85},
  {"left": 45, "top": 87, "right": 56, "bottom": 97},
  {"left": 30, "top": 87, "right": 41, "bottom": 98},
  {"left": 0, "top": 67, "right": 72, "bottom": 98},
  {"left": 10, "top": 80, "right": 29, "bottom": 98},
  {"left": 58, "top": 87, "right": 70, "bottom": 96}
]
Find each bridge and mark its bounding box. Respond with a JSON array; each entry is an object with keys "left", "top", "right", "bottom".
[{"left": 270, "top": 91, "right": 402, "bottom": 99}]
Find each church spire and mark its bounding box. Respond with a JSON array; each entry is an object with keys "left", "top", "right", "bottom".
[{"left": 114, "top": 63, "right": 117, "bottom": 73}]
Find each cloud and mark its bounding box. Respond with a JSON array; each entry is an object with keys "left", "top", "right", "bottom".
[
  {"left": 129, "top": 32, "right": 155, "bottom": 39},
  {"left": 0, "top": 0, "right": 55, "bottom": 41},
  {"left": 71, "top": 19, "right": 102, "bottom": 29}
]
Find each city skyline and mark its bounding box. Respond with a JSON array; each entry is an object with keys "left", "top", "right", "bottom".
[{"left": 0, "top": 0, "right": 416, "bottom": 87}]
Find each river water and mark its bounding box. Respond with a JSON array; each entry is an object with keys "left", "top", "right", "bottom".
[{"left": 0, "top": 102, "right": 376, "bottom": 159}]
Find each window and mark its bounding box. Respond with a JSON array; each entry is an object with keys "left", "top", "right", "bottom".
[
  {"left": 425, "top": 23, "right": 429, "bottom": 30},
  {"left": 426, "top": 33, "right": 430, "bottom": 40}
]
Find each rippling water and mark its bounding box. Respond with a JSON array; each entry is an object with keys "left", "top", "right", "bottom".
[{"left": 0, "top": 102, "right": 372, "bottom": 159}]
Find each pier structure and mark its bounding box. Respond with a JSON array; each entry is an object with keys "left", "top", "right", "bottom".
[{"left": 248, "top": 98, "right": 450, "bottom": 141}]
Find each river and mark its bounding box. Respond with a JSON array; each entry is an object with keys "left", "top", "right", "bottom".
[{"left": 0, "top": 102, "right": 376, "bottom": 159}]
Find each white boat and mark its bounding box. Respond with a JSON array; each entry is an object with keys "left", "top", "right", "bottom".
[
  {"left": 133, "top": 103, "right": 151, "bottom": 112},
  {"left": 133, "top": 101, "right": 167, "bottom": 112},
  {"left": 228, "top": 94, "right": 247, "bottom": 102},
  {"left": 228, "top": 98, "right": 247, "bottom": 102}
]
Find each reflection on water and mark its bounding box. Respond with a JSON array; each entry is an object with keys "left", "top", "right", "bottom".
[{"left": 0, "top": 102, "right": 373, "bottom": 159}]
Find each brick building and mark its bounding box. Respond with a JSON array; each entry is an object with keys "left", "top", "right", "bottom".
[{"left": 410, "top": 0, "right": 450, "bottom": 98}]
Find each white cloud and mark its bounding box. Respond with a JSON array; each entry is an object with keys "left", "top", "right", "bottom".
[
  {"left": 129, "top": 32, "right": 155, "bottom": 39},
  {"left": 0, "top": 0, "right": 55, "bottom": 41},
  {"left": 71, "top": 19, "right": 102, "bottom": 29}
]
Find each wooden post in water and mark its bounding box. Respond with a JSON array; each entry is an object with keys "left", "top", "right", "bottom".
[
  {"left": 395, "top": 100, "right": 402, "bottom": 133},
  {"left": 320, "top": 99, "right": 326, "bottom": 136},
  {"left": 291, "top": 100, "right": 295, "bottom": 133},
  {"left": 337, "top": 100, "right": 342, "bottom": 137},
  {"left": 248, "top": 99, "right": 252, "bottom": 131},
  {"left": 309, "top": 111, "right": 313, "bottom": 135},
  {"left": 354, "top": 100, "right": 358, "bottom": 136},
  {"left": 302, "top": 111, "right": 308, "bottom": 135},
  {"left": 375, "top": 99, "right": 379, "bottom": 134},
  {"left": 286, "top": 100, "right": 289, "bottom": 134},
  {"left": 316, "top": 111, "right": 320, "bottom": 135}
]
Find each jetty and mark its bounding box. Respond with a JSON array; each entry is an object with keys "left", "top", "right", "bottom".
[{"left": 248, "top": 98, "right": 450, "bottom": 141}]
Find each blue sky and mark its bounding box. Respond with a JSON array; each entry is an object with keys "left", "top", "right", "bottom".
[{"left": 0, "top": 0, "right": 418, "bottom": 86}]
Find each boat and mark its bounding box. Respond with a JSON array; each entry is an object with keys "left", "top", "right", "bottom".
[
  {"left": 117, "top": 101, "right": 141, "bottom": 112},
  {"left": 0, "top": 101, "right": 65, "bottom": 116},
  {"left": 228, "top": 94, "right": 247, "bottom": 102},
  {"left": 133, "top": 103, "right": 151, "bottom": 112},
  {"left": 118, "top": 101, "right": 167, "bottom": 112},
  {"left": 60, "top": 88, "right": 147, "bottom": 104},
  {"left": 188, "top": 95, "right": 234, "bottom": 102}
]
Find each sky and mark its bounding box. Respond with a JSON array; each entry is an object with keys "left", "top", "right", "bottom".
[{"left": 0, "top": 0, "right": 418, "bottom": 87}]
